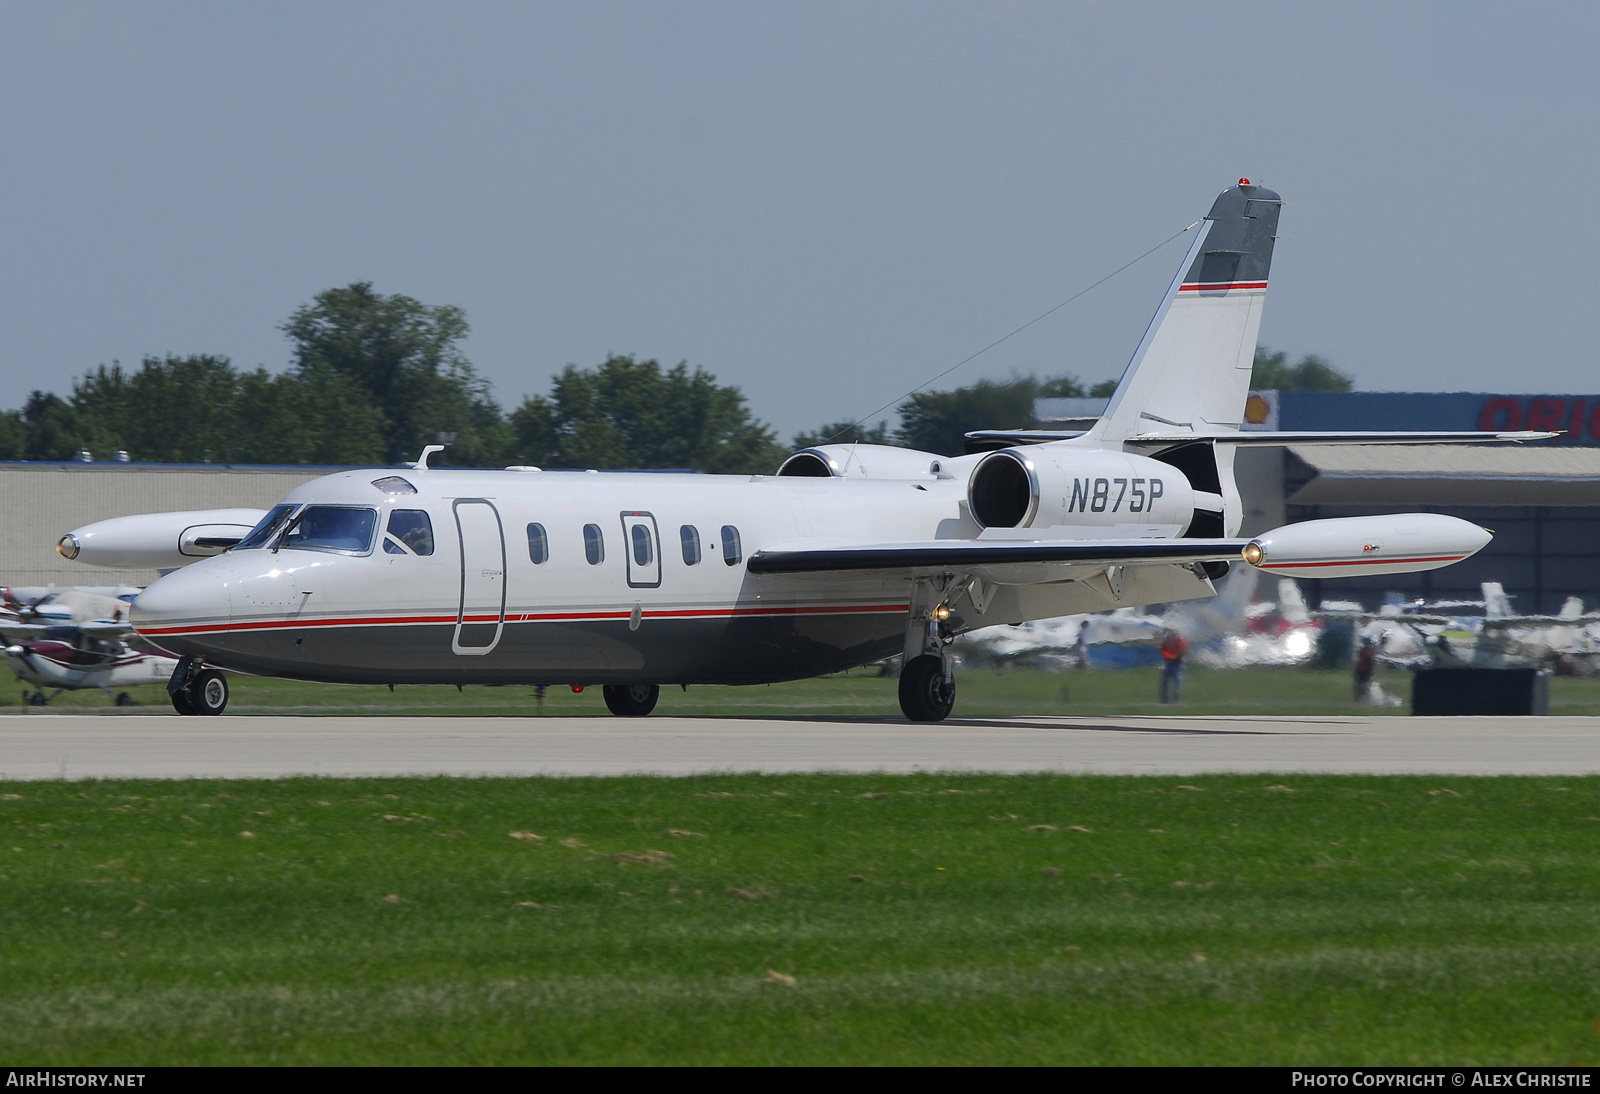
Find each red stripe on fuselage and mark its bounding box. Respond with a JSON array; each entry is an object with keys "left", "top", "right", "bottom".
[
  {"left": 1260, "top": 555, "right": 1465, "bottom": 570},
  {"left": 1177, "top": 281, "right": 1268, "bottom": 292},
  {"left": 136, "top": 602, "right": 911, "bottom": 638}
]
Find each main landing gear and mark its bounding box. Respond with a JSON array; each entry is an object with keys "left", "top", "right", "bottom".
[
  {"left": 168, "top": 659, "right": 229, "bottom": 716},
  {"left": 898, "top": 577, "right": 962, "bottom": 723},
  {"left": 602, "top": 683, "right": 659, "bottom": 717}
]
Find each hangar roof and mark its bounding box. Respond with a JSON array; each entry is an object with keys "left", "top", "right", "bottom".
[{"left": 1286, "top": 444, "right": 1600, "bottom": 506}]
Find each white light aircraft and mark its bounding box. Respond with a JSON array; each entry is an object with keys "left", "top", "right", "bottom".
[
  {"left": 126, "top": 181, "right": 1548, "bottom": 719},
  {"left": 0, "top": 587, "right": 178, "bottom": 705}
]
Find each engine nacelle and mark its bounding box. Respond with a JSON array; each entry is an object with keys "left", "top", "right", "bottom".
[
  {"left": 57, "top": 508, "right": 268, "bottom": 570},
  {"left": 967, "top": 446, "right": 1195, "bottom": 531},
  {"left": 1243, "top": 514, "right": 1492, "bottom": 578},
  {"left": 777, "top": 444, "right": 941, "bottom": 480}
]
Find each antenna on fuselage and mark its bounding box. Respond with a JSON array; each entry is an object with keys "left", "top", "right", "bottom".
[{"left": 413, "top": 445, "right": 445, "bottom": 470}]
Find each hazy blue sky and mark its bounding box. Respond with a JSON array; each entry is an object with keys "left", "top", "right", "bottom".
[{"left": 2, "top": 1, "right": 1597, "bottom": 440}]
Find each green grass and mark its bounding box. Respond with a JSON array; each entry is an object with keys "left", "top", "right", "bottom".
[
  {"left": 3, "top": 774, "right": 1600, "bottom": 1064},
  {"left": 13, "top": 663, "right": 1600, "bottom": 717}
]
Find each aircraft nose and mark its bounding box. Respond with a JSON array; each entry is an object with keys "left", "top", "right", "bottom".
[{"left": 131, "top": 566, "right": 232, "bottom": 655}]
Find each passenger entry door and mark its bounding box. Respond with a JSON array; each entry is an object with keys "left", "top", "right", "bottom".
[
  {"left": 453, "top": 499, "right": 506, "bottom": 655},
  {"left": 621, "top": 512, "right": 661, "bottom": 588}
]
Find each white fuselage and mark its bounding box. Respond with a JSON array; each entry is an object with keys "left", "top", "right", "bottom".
[{"left": 129, "top": 460, "right": 1216, "bottom": 686}]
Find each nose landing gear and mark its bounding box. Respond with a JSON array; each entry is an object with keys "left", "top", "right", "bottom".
[{"left": 168, "top": 659, "right": 229, "bottom": 716}]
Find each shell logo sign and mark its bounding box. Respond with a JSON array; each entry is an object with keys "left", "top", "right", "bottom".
[
  {"left": 1479, "top": 397, "right": 1600, "bottom": 441},
  {"left": 1241, "top": 390, "right": 1278, "bottom": 431}
]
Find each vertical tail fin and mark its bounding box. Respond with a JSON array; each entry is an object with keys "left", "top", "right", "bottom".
[
  {"left": 1092, "top": 181, "right": 1282, "bottom": 442},
  {"left": 1482, "top": 582, "right": 1514, "bottom": 619}
]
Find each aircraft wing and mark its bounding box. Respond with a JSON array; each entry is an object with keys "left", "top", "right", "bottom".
[
  {"left": 747, "top": 538, "right": 1247, "bottom": 583},
  {"left": 0, "top": 621, "right": 135, "bottom": 636}
]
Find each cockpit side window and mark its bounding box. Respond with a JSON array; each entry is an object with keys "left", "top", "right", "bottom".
[
  {"left": 236, "top": 504, "right": 297, "bottom": 550},
  {"left": 721, "top": 525, "right": 742, "bottom": 566},
  {"left": 583, "top": 523, "right": 605, "bottom": 565},
  {"left": 280, "top": 506, "right": 378, "bottom": 554},
  {"left": 384, "top": 509, "right": 435, "bottom": 556}
]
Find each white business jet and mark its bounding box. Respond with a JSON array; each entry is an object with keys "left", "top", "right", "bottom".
[{"left": 128, "top": 180, "right": 1546, "bottom": 719}]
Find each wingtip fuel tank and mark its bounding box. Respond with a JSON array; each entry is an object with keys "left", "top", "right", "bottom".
[{"left": 1241, "top": 514, "right": 1492, "bottom": 579}]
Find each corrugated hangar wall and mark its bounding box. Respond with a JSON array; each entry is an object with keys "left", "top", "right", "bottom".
[{"left": 0, "top": 463, "right": 337, "bottom": 588}]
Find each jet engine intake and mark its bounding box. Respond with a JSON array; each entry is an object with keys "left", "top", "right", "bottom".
[{"left": 967, "top": 446, "right": 1195, "bottom": 531}]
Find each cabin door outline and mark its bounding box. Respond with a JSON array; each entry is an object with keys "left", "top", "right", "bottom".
[
  {"left": 453, "top": 498, "right": 507, "bottom": 655},
  {"left": 620, "top": 511, "right": 662, "bottom": 589}
]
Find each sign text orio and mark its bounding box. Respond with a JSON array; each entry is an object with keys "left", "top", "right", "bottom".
[{"left": 1479, "top": 397, "right": 1600, "bottom": 442}]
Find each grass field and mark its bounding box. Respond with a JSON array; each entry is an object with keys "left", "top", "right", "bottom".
[
  {"left": 3, "top": 773, "right": 1599, "bottom": 1064},
  {"left": 11, "top": 663, "right": 1600, "bottom": 717}
]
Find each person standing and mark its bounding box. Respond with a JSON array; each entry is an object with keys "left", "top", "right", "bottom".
[
  {"left": 1353, "top": 640, "right": 1375, "bottom": 702},
  {"left": 1159, "top": 629, "right": 1188, "bottom": 704}
]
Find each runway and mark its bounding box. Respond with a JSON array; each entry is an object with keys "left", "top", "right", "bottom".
[{"left": 2, "top": 710, "right": 1599, "bottom": 779}]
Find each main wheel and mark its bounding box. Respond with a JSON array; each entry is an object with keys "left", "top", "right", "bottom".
[
  {"left": 898, "top": 655, "right": 955, "bottom": 722},
  {"left": 171, "top": 688, "right": 196, "bottom": 715},
  {"left": 602, "top": 683, "right": 659, "bottom": 717},
  {"left": 191, "top": 670, "right": 229, "bottom": 716},
  {"left": 27, "top": 690, "right": 47, "bottom": 707}
]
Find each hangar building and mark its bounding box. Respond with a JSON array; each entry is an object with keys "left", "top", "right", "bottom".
[{"left": 1040, "top": 391, "right": 1600, "bottom": 616}]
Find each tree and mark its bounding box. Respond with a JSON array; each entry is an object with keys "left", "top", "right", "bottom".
[
  {"left": 895, "top": 374, "right": 1087, "bottom": 456},
  {"left": 509, "top": 355, "right": 785, "bottom": 473},
  {"left": 21, "top": 392, "right": 83, "bottom": 461},
  {"left": 281, "top": 282, "right": 508, "bottom": 466},
  {"left": 791, "top": 420, "right": 890, "bottom": 448},
  {"left": 1089, "top": 378, "right": 1119, "bottom": 398},
  {"left": 1251, "top": 347, "right": 1354, "bottom": 392},
  {"left": 0, "top": 410, "right": 24, "bottom": 460}
]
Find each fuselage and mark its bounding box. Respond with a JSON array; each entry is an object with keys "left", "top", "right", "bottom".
[{"left": 128, "top": 459, "right": 1212, "bottom": 687}]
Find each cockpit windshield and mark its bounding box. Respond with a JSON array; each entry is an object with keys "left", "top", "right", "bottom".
[
  {"left": 280, "top": 506, "right": 378, "bottom": 554},
  {"left": 235, "top": 504, "right": 298, "bottom": 550}
]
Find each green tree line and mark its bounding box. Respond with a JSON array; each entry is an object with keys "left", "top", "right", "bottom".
[{"left": 0, "top": 283, "right": 1350, "bottom": 468}]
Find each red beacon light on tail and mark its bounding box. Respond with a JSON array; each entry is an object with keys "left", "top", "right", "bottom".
[{"left": 1238, "top": 177, "right": 1251, "bottom": 185}]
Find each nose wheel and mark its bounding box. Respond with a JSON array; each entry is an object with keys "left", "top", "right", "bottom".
[
  {"left": 169, "top": 665, "right": 229, "bottom": 716},
  {"left": 602, "top": 683, "right": 659, "bottom": 717}
]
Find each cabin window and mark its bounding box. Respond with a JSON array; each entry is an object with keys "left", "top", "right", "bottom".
[
  {"left": 527, "top": 523, "right": 549, "bottom": 564},
  {"left": 583, "top": 523, "right": 605, "bottom": 565},
  {"left": 680, "top": 525, "right": 701, "bottom": 565},
  {"left": 236, "top": 504, "right": 297, "bottom": 550},
  {"left": 281, "top": 506, "right": 377, "bottom": 554},
  {"left": 631, "top": 523, "right": 654, "bottom": 567},
  {"left": 720, "top": 525, "right": 742, "bottom": 566},
  {"left": 370, "top": 475, "right": 417, "bottom": 495},
  {"left": 384, "top": 509, "right": 434, "bottom": 556}
]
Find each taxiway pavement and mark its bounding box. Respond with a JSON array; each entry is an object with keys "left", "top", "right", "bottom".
[{"left": 2, "top": 711, "right": 1598, "bottom": 779}]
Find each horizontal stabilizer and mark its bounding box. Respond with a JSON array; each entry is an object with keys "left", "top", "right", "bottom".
[
  {"left": 965, "top": 430, "right": 1558, "bottom": 448},
  {"left": 1126, "top": 430, "right": 1558, "bottom": 447}
]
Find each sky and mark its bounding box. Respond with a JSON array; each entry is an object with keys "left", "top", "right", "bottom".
[{"left": 2, "top": 1, "right": 1598, "bottom": 442}]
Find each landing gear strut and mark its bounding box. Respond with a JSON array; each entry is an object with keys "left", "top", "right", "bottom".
[
  {"left": 603, "top": 683, "right": 659, "bottom": 717},
  {"left": 898, "top": 577, "right": 958, "bottom": 722},
  {"left": 168, "top": 658, "right": 229, "bottom": 716}
]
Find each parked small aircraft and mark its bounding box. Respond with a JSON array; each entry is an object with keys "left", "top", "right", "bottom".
[
  {"left": 1343, "top": 583, "right": 1600, "bottom": 673},
  {"left": 123, "top": 181, "right": 1545, "bottom": 719},
  {"left": 0, "top": 587, "right": 177, "bottom": 705},
  {"left": 969, "top": 572, "right": 1320, "bottom": 670}
]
